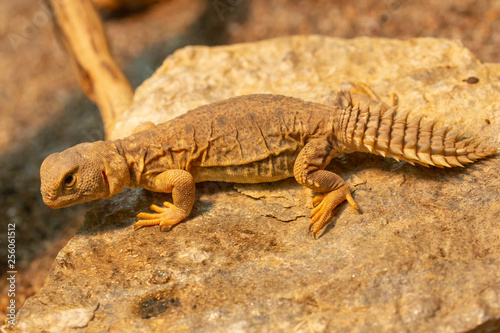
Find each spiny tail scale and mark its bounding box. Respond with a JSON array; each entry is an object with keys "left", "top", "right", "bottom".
[{"left": 336, "top": 92, "right": 497, "bottom": 168}]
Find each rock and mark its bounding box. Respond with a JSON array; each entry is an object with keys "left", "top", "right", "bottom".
[
  {"left": 9, "top": 36, "right": 500, "bottom": 332},
  {"left": 16, "top": 304, "right": 99, "bottom": 332}
]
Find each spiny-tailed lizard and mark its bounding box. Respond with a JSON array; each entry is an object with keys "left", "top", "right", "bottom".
[{"left": 40, "top": 92, "right": 497, "bottom": 237}]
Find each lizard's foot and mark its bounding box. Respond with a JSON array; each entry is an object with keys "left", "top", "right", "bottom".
[
  {"left": 134, "top": 201, "right": 189, "bottom": 232},
  {"left": 310, "top": 186, "right": 359, "bottom": 238},
  {"left": 348, "top": 82, "right": 381, "bottom": 101},
  {"left": 348, "top": 82, "right": 399, "bottom": 107}
]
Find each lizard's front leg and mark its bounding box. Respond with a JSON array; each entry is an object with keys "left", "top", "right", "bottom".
[
  {"left": 294, "top": 139, "right": 359, "bottom": 237},
  {"left": 134, "top": 169, "right": 195, "bottom": 232}
]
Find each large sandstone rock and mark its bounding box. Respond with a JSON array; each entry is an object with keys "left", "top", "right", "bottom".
[{"left": 11, "top": 36, "right": 500, "bottom": 332}]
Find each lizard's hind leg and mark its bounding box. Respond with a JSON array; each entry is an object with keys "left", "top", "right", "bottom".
[
  {"left": 348, "top": 82, "right": 382, "bottom": 101},
  {"left": 348, "top": 82, "right": 399, "bottom": 107},
  {"left": 293, "top": 139, "right": 359, "bottom": 238}
]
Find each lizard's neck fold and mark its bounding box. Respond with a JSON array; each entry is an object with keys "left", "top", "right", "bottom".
[
  {"left": 112, "top": 139, "right": 143, "bottom": 188},
  {"left": 94, "top": 141, "right": 131, "bottom": 197}
]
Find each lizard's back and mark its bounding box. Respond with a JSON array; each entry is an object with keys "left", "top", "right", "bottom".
[{"left": 122, "top": 94, "right": 336, "bottom": 183}]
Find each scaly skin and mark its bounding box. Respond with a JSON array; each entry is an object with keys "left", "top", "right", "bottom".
[{"left": 40, "top": 93, "right": 497, "bottom": 237}]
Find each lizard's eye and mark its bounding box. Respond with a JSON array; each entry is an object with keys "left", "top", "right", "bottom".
[{"left": 64, "top": 175, "right": 76, "bottom": 187}]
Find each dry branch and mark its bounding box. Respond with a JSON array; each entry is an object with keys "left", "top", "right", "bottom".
[{"left": 48, "top": 0, "right": 133, "bottom": 137}]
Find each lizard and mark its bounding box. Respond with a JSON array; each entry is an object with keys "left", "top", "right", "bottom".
[{"left": 40, "top": 92, "right": 497, "bottom": 237}]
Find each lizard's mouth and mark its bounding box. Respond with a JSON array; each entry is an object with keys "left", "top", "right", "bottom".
[{"left": 42, "top": 193, "right": 65, "bottom": 209}]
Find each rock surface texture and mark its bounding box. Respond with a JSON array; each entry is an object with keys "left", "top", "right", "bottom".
[{"left": 11, "top": 36, "right": 500, "bottom": 332}]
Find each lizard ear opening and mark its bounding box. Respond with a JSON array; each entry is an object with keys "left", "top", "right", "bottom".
[{"left": 93, "top": 141, "right": 130, "bottom": 197}]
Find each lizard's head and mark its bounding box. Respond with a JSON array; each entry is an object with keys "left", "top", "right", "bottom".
[{"left": 40, "top": 142, "right": 126, "bottom": 209}]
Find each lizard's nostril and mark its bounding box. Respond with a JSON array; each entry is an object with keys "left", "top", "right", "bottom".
[{"left": 43, "top": 193, "right": 55, "bottom": 201}]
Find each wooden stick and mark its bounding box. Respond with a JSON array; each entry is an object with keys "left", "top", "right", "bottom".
[
  {"left": 92, "top": 0, "right": 162, "bottom": 13},
  {"left": 48, "top": 0, "right": 133, "bottom": 138}
]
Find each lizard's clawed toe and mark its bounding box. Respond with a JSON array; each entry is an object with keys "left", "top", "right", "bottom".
[
  {"left": 134, "top": 217, "right": 161, "bottom": 230},
  {"left": 312, "top": 194, "right": 325, "bottom": 207}
]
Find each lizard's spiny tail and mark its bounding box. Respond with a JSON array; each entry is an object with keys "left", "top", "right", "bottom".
[{"left": 335, "top": 92, "right": 497, "bottom": 168}]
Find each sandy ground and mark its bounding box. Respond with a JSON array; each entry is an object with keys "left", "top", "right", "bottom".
[{"left": 1, "top": 0, "right": 500, "bottom": 322}]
